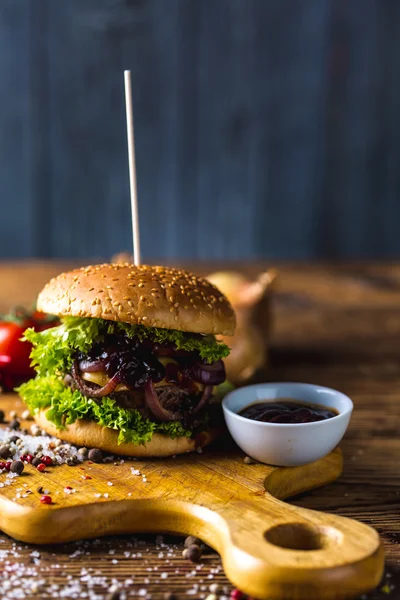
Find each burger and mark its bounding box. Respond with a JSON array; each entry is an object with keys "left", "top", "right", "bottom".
[{"left": 17, "top": 264, "right": 235, "bottom": 457}]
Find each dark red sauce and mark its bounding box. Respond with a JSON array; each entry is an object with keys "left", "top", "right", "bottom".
[{"left": 239, "top": 399, "right": 338, "bottom": 424}]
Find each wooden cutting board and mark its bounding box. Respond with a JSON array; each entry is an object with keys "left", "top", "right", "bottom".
[{"left": 0, "top": 394, "right": 383, "bottom": 600}]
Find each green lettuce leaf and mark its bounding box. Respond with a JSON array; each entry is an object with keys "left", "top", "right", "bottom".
[
  {"left": 17, "top": 376, "right": 193, "bottom": 445},
  {"left": 24, "top": 316, "right": 230, "bottom": 378}
]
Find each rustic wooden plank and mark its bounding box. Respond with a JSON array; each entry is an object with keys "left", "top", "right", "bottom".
[
  {"left": 2, "top": 1, "right": 400, "bottom": 261},
  {"left": 47, "top": 0, "right": 132, "bottom": 259},
  {"left": 251, "top": 0, "right": 331, "bottom": 260},
  {"left": 0, "top": 1, "right": 34, "bottom": 258}
]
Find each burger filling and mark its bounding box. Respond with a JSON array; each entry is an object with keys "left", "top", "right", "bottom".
[{"left": 17, "top": 316, "right": 231, "bottom": 445}]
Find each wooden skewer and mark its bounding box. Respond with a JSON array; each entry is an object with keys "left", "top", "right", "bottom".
[{"left": 124, "top": 70, "right": 141, "bottom": 266}]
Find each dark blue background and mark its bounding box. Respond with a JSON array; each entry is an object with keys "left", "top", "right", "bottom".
[{"left": 1, "top": 0, "right": 399, "bottom": 261}]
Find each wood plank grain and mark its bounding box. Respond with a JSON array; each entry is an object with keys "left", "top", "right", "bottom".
[
  {"left": 0, "top": 1, "right": 34, "bottom": 258},
  {"left": 2, "top": 3, "right": 400, "bottom": 260}
]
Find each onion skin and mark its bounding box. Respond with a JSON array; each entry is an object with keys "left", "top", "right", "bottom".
[
  {"left": 206, "top": 270, "right": 276, "bottom": 384},
  {"left": 72, "top": 361, "right": 121, "bottom": 398},
  {"left": 190, "top": 360, "right": 226, "bottom": 386},
  {"left": 144, "top": 381, "right": 183, "bottom": 422},
  {"left": 192, "top": 385, "right": 213, "bottom": 414}
]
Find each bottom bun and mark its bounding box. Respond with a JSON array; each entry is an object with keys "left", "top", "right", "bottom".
[{"left": 34, "top": 410, "right": 219, "bottom": 457}]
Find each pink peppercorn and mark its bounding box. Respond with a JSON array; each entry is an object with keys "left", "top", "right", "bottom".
[
  {"left": 41, "top": 456, "right": 52, "bottom": 467},
  {"left": 36, "top": 463, "right": 46, "bottom": 473},
  {"left": 24, "top": 454, "right": 34, "bottom": 464},
  {"left": 230, "top": 590, "right": 244, "bottom": 600},
  {"left": 4, "top": 462, "right": 11, "bottom": 472},
  {"left": 0, "top": 462, "right": 5, "bottom": 470},
  {"left": 40, "top": 495, "right": 52, "bottom": 505}
]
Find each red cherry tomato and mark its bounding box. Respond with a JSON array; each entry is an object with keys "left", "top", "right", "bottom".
[
  {"left": 0, "top": 320, "right": 33, "bottom": 377},
  {"left": 0, "top": 308, "right": 58, "bottom": 389}
]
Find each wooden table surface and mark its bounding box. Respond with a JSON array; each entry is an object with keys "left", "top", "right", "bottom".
[{"left": 0, "top": 260, "right": 399, "bottom": 599}]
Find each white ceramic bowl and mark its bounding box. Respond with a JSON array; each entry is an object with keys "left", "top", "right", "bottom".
[{"left": 222, "top": 382, "right": 353, "bottom": 466}]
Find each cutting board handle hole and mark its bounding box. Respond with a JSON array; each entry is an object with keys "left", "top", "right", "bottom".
[{"left": 264, "top": 523, "right": 342, "bottom": 551}]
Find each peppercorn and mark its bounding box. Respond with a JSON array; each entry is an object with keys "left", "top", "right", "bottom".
[
  {"left": 0, "top": 446, "right": 10, "bottom": 459},
  {"left": 30, "top": 424, "right": 41, "bottom": 436},
  {"left": 41, "top": 456, "right": 53, "bottom": 467},
  {"left": 9, "top": 419, "right": 20, "bottom": 431},
  {"left": 184, "top": 535, "right": 202, "bottom": 548},
  {"left": 10, "top": 460, "right": 24, "bottom": 475},
  {"left": 0, "top": 409, "right": 4, "bottom": 423},
  {"left": 183, "top": 544, "right": 202, "bottom": 563},
  {"left": 9, "top": 436, "right": 20, "bottom": 443},
  {"left": 230, "top": 590, "right": 244, "bottom": 600},
  {"left": 4, "top": 462, "right": 11, "bottom": 472},
  {"left": 40, "top": 495, "right": 52, "bottom": 505},
  {"left": 88, "top": 448, "right": 103, "bottom": 463},
  {"left": 32, "top": 457, "right": 42, "bottom": 467},
  {"left": 36, "top": 463, "right": 46, "bottom": 472}
]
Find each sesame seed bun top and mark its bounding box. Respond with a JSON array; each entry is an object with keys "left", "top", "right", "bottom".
[{"left": 37, "top": 263, "right": 236, "bottom": 336}]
